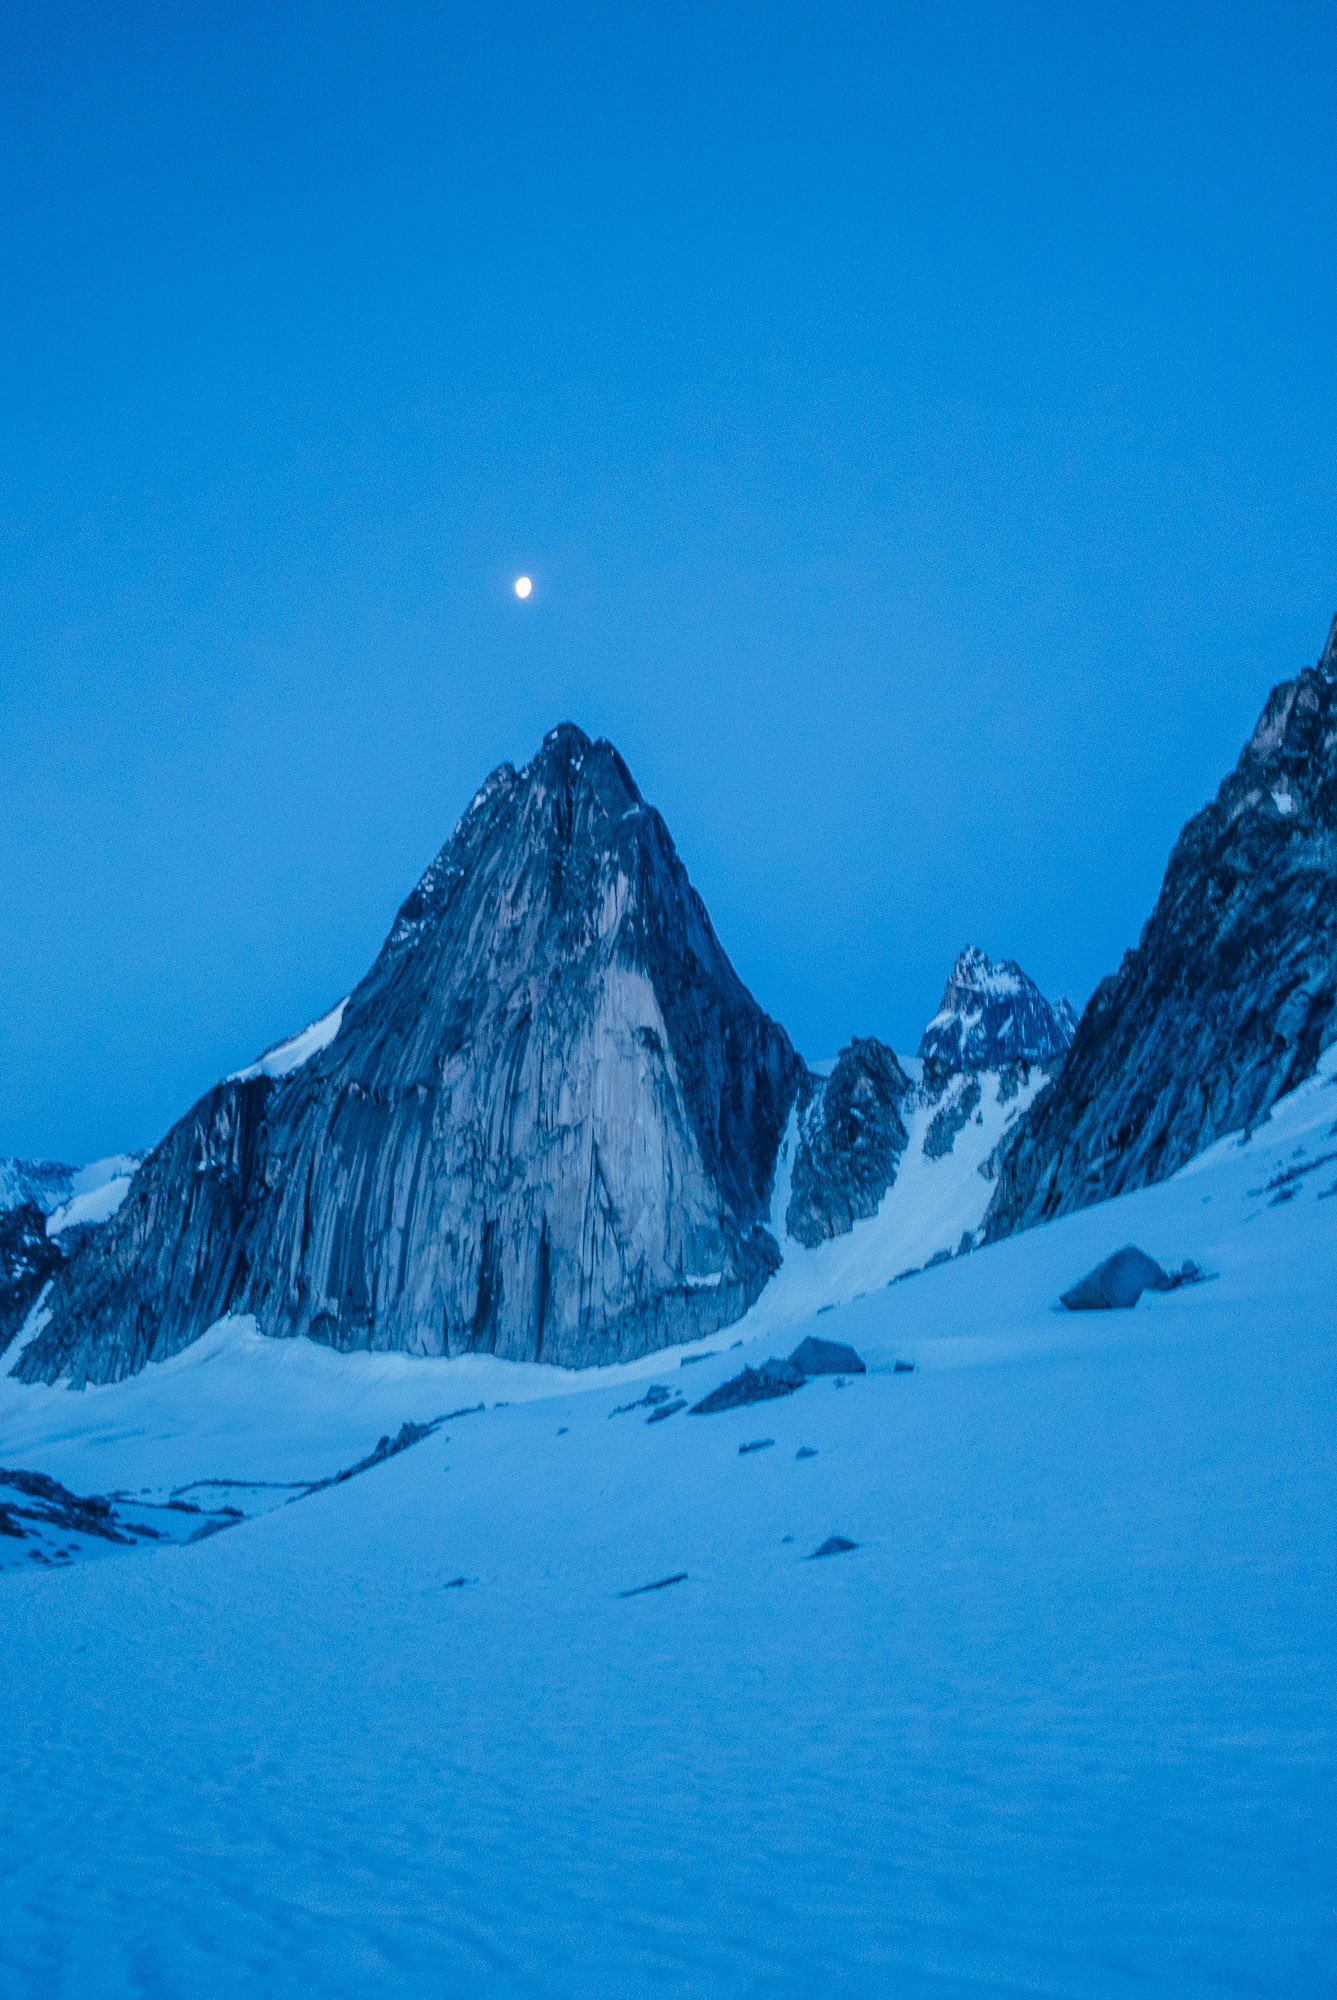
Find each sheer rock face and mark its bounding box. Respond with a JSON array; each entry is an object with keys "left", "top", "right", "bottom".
[
  {"left": 785, "top": 1039, "right": 912, "bottom": 1248},
  {"left": 18, "top": 726, "right": 803, "bottom": 1386},
  {"left": 985, "top": 622, "right": 1337, "bottom": 1242},
  {"left": 0, "top": 1206, "right": 63, "bottom": 1354},
  {"left": 918, "top": 946, "right": 1077, "bottom": 1085}
]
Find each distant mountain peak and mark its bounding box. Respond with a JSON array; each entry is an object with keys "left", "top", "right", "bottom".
[{"left": 918, "top": 948, "right": 1076, "bottom": 1076}]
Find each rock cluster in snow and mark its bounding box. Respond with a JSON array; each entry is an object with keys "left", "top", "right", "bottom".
[{"left": 985, "top": 615, "right": 1337, "bottom": 1240}]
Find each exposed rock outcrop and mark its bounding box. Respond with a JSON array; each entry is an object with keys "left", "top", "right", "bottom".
[
  {"left": 17, "top": 726, "right": 803, "bottom": 1386},
  {"left": 0, "top": 1205, "right": 63, "bottom": 1353},
  {"left": 923, "top": 1074, "right": 983, "bottom": 1160},
  {"left": 788, "top": 1335, "right": 865, "bottom": 1376},
  {"left": 985, "top": 618, "right": 1337, "bottom": 1240},
  {"left": 689, "top": 1357, "right": 805, "bottom": 1414},
  {"left": 784, "top": 1039, "right": 912, "bottom": 1247}
]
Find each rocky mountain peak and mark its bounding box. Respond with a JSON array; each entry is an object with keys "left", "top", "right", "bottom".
[
  {"left": 985, "top": 616, "right": 1337, "bottom": 1239},
  {"left": 18, "top": 727, "right": 802, "bottom": 1387},
  {"left": 918, "top": 947, "right": 1077, "bottom": 1078},
  {"left": 383, "top": 725, "right": 644, "bottom": 961}
]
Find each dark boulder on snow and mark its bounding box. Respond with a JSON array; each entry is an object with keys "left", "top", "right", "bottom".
[
  {"left": 689, "top": 1357, "right": 805, "bottom": 1414},
  {"left": 785, "top": 1039, "right": 912, "bottom": 1247},
  {"left": 1060, "top": 1246, "right": 1202, "bottom": 1311},
  {"left": 18, "top": 725, "right": 803, "bottom": 1387},
  {"left": 808, "top": 1535, "right": 858, "bottom": 1558},
  {"left": 986, "top": 616, "right": 1337, "bottom": 1241},
  {"left": 788, "top": 1334, "right": 866, "bottom": 1376}
]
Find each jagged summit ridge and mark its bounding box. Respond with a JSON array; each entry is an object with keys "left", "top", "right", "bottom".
[
  {"left": 918, "top": 946, "right": 1077, "bottom": 1076},
  {"left": 1319, "top": 610, "right": 1337, "bottom": 677},
  {"left": 18, "top": 725, "right": 802, "bottom": 1386},
  {"left": 985, "top": 619, "right": 1337, "bottom": 1239}
]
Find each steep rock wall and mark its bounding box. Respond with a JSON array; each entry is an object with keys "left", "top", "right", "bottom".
[
  {"left": 19, "top": 727, "right": 802, "bottom": 1385},
  {"left": 985, "top": 624, "right": 1337, "bottom": 1240}
]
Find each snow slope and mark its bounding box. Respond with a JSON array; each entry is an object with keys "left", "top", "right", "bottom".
[
  {"left": 742, "top": 1058, "right": 1048, "bottom": 1343},
  {"left": 0, "top": 1154, "right": 142, "bottom": 1223},
  {"left": 0, "top": 1058, "right": 1334, "bottom": 1995}
]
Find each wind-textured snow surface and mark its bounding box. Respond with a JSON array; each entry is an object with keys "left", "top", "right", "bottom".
[{"left": 1, "top": 1058, "right": 1335, "bottom": 1995}]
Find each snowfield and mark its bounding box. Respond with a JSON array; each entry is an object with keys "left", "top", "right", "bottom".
[{"left": 1, "top": 1059, "right": 1335, "bottom": 1996}]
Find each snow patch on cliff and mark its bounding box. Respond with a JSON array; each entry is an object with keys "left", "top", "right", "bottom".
[{"left": 228, "top": 1000, "right": 348, "bottom": 1084}]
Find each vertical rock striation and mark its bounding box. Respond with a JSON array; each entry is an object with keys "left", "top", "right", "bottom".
[
  {"left": 984, "top": 618, "right": 1337, "bottom": 1240},
  {"left": 17, "top": 726, "right": 803, "bottom": 1385}
]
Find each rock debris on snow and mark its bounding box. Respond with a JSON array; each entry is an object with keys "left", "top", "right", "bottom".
[
  {"left": 689, "top": 1358, "right": 805, "bottom": 1414},
  {"left": 618, "top": 1572, "right": 688, "bottom": 1598}
]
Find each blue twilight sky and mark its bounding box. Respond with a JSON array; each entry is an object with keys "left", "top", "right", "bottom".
[{"left": 2, "top": 2, "right": 1335, "bottom": 1164}]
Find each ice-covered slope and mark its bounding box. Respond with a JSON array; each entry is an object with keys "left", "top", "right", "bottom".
[
  {"left": 43, "top": 1154, "right": 140, "bottom": 1235},
  {"left": 1, "top": 1052, "right": 1333, "bottom": 1994}
]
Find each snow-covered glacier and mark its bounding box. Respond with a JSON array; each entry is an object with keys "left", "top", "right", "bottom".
[{"left": 1, "top": 1045, "right": 1333, "bottom": 1997}]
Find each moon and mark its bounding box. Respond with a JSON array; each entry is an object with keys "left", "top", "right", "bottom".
[{"left": 513, "top": 575, "right": 532, "bottom": 599}]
